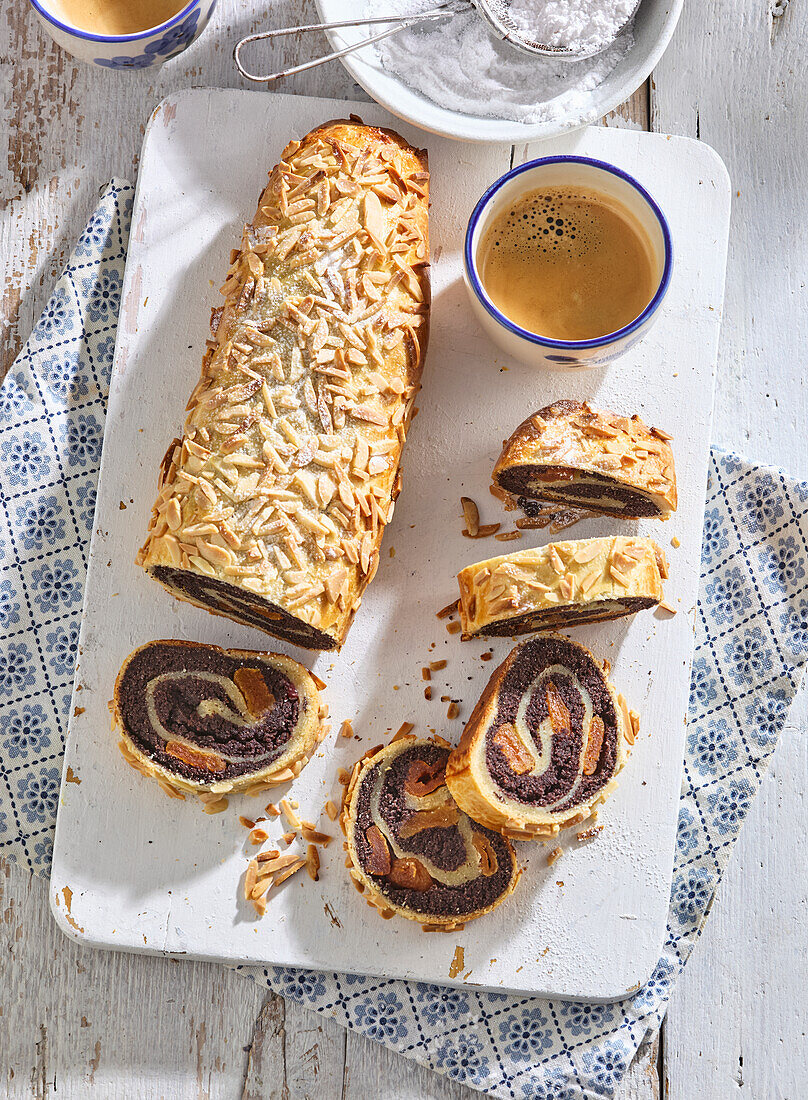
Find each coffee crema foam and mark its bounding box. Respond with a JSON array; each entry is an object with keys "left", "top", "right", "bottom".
[{"left": 478, "top": 187, "right": 658, "bottom": 342}]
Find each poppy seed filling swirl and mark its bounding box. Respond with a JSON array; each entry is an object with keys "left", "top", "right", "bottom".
[
  {"left": 485, "top": 635, "right": 619, "bottom": 811},
  {"left": 117, "top": 643, "right": 303, "bottom": 783},
  {"left": 353, "top": 743, "right": 515, "bottom": 918}
]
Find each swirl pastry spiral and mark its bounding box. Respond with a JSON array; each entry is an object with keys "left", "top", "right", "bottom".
[
  {"left": 113, "top": 640, "right": 327, "bottom": 800},
  {"left": 493, "top": 400, "right": 677, "bottom": 520},
  {"left": 342, "top": 736, "right": 519, "bottom": 929},
  {"left": 446, "top": 635, "right": 637, "bottom": 839}
]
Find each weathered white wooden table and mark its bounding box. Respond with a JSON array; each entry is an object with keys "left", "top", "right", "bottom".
[{"left": 2, "top": 1, "right": 806, "bottom": 1096}]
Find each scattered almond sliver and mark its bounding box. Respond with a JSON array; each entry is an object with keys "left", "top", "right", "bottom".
[
  {"left": 244, "top": 860, "right": 258, "bottom": 900},
  {"left": 436, "top": 601, "right": 458, "bottom": 619},
  {"left": 257, "top": 849, "right": 281, "bottom": 862},
  {"left": 280, "top": 798, "right": 301, "bottom": 830},
  {"left": 547, "top": 846, "right": 564, "bottom": 866},
  {"left": 274, "top": 858, "right": 307, "bottom": 886},
  {"left": 429, "top": 659, "right": 447, "bottom": 671},
  {"left": 324, "top": 799, "right": 339, "bottom": 820},
  {"left": 302, "top": 826, "right": 333, "bottom": 845},
  {"left": 306, "top": 844, "right": 321, "bottom": 881},
  {"left": 339, "top": 719, "right": 354, "bottom": 739},
  {"left": 461, "top": 496, "right": 480, "bottom": 538},
  {"left": 462, "top": 523, "right": 501, "bottom": 539},
  {"left": 264, "top": 802, "right": 281, "bottom": 817},
  {"left": 202, "top": 798, "right": 228, "bottom": 814},
  {"left": 249, "top": 828, "right": 269, "bottom": 845},
  {"left": 577, "top": 825, "right": 604, "bottom": 842}
]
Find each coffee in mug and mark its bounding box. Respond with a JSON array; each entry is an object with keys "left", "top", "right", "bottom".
[{"left": 477, "top": 187, "right": 658, "bottom": 342}]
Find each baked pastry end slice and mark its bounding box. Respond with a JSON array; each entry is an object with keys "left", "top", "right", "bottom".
[
  {"left": 113, "top": 640, "right": 328, "bottom": 802},
  {"left": 342, "top": 735, "right": 519, "bottom": 929},
  {"left": 457, "top": 535, "right": 667, "bottom": 639},
  {"left": 446, "top": 633, "right": 638, "bottom": 838},
  {"left": 493, "top": 400, "right": 677, "bottom": 520}
]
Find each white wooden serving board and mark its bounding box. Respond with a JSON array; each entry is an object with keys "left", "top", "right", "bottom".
[{"left": 50, "top": 88, "right": 730, "bottom": 1002}]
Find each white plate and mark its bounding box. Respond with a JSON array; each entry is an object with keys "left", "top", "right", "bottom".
[
  {"left": 316, "top": 0, "right": 683, "bottom": 143},
  {"left": 50, "top": 89, "right": 730, "bottom": 1001}
]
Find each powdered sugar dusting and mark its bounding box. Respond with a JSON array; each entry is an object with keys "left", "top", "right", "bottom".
[
  {"left": 506, "top": 0, "right": 637, "bottom": 53},
  {"left": 369, "top": 0, "right": 634, "bottom": 125}
]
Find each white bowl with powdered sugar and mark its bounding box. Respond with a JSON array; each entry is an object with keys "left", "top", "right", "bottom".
[{"left": 315, "top": 0, "right": 683, "bottom": 142}]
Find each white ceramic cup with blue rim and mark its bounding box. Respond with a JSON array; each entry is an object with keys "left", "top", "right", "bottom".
[
  {"left": 28, "top": 0, "right": 217, "bottom": 71},
  {"left": 464, "top": 156, "right": 673, "bottom": 370}
]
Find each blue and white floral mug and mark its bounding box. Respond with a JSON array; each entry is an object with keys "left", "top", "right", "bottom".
[{"left": 28, "top": 0, "right": 216, "bottom": 71}]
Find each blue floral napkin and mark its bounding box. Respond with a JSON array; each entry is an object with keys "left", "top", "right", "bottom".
[{"left": 2, "top": 182, "right": 807, "bottom": 1099}]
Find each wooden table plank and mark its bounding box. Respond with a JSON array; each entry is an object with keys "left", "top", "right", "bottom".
[
  {"left": 652, "top": 0, "right": 808, "bottom": 1096},
  {"left": 1, "top": 2, "right": 660, "bottom": 1095},
  {"left": 0, "top": 858, "right": 266, "bottom": 1098}
]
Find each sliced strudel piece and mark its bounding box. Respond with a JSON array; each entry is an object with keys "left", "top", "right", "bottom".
[
  {"left": 446, "top": 634, "right": 637, "bottom": 838},
  {"left": 457, "top": 535, "right": 667, "bottom": 638},
  {"left": 113, "top": 640, "right": 327, "bottom": 801},
  {"left": 342, "top": 736, "right": 519, "bottom": 929},
  {"left": 492, "top": 400, "right": 677, "bottom": 520}
]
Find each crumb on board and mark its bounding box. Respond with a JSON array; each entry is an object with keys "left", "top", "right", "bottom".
[{"left": 547, "top": 846, "right": 563, "bottom": 866}]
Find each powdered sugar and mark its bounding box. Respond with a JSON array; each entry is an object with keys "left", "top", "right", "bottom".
[
  {"left": 369, "top": 0, "right": 634, "bottom": 125},
  {"left": 506, "top": 0, "right": 637, "bottom": 53}
]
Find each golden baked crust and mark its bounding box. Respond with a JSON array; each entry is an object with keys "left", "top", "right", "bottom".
[
  {"left": 137, "top": 118, "right": 430, "bottom": 650},
  {"left": 445, "top": 634, "right": 638, "bottom": 838},
  {"left": 457, "top": 535, "right": 668, "bottom": 638},
  {"left": 341, "top": 735, "right": 520, "bottom": 929},
  {"left": 492, "top": 400, "right": 677, "bottom": 519},
  {"left": 113, "top": 640, "right": 329, "bottom": 804}
]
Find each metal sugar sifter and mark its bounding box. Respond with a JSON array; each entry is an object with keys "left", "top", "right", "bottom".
[{"left": 233, "top": 0, "right": 636, "bottom": 84}]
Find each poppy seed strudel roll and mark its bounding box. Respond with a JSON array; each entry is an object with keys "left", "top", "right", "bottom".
[
  {"left": 493, "top": 400, "right": 677, "bottom": 520},
  {"left": 342, "top": 736, "right": 519, "bottom": 929},
  {"left": 113, "top": 640, "right": 328, "bottom": 800},
  {"left": 457, "top": 536, "right": 668, "bottom": 638},
  {"left": 137, "top": 119, "right": 430, "bottom": 650},
  {"left": 446, "top": 634, "right": 638, "bottom": 839}
]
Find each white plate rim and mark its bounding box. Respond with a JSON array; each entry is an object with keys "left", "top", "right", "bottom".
[{"left": 314, "top": 0, "right": 684, "bottom": 143}]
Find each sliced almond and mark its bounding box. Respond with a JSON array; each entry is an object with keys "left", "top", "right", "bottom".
[
  {"left": 306, "top": 844, "right": 321, "bottom": 881},
  {"left": 460, "top": 496, "right": 480, "bottom": 538}
]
